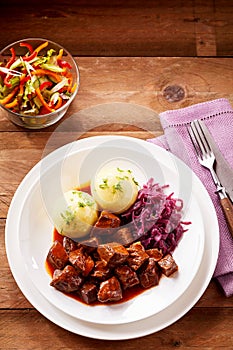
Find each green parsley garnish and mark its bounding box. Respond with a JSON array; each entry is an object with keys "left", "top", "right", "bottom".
[
  {"left": 85, "top": 200, "right": 94, "bottom": 207},
  {"left": 99, "top": 178, "right": 109, "bottom": 190},
  {"left": 112, "top": 182, "right": 123, "bottom": 193},
  {"left": 116, "top": 175, "right": 129, "bottom": 181},
  {"left": 60, "top": 209, "right": 76, "bottom": 225}
]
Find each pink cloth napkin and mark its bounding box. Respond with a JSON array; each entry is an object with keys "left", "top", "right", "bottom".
[{"left": 148, "top": 98, "right": 233, "bottom": 297}]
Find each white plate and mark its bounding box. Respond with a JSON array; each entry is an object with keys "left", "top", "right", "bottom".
[
  {"left": 16, "top": 136, "right": 204, "bottom": 325},
  {"left": 5, "top": 136, "right": 219, "bottom": 339}
]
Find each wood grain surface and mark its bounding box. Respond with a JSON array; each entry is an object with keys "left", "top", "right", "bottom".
[
  {"left": 1, "top": 1, "right": 233, "bottom": 349},
  {"left": 1, "top": 0, "right": 233, "bottom": 57}
]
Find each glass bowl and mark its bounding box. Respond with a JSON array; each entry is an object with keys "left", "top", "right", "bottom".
[{"left": 0, "top": 38, "right": 80, "bottom": 129}]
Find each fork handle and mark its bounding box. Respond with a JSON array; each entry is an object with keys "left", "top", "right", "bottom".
[{"left": 220, "top": 197, "right": 233, "bottom": 238}]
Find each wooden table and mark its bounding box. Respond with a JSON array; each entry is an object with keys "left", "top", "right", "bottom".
[{"left": 1, "top": 1, "right": 233, "bottom": 349}]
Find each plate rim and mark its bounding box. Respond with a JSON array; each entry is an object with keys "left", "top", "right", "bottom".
[
  {"left": 5, "top": 135, "right": 219, "bottom": 340},
  {"left": 17, "top": 135, "right": 205, "bottom": 324}
]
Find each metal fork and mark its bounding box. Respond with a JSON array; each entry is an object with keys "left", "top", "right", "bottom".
[{"left": 188, "top": 119, "right": 233, "bottom": 238}]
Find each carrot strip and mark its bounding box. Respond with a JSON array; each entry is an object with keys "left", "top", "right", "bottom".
[
  {"left": 34, "top": 41, "right": 49, "bottom": 54},
  {"left": 0, "top": 87, "right": 19, "bottom": 105},
  {"left": 63, "top": 71, "right": 73, "bottom": 92},
  {"left": 35, "top": 87, "right": 55, "bottom": 113},
  {"left": 5, "top": 98, "right": 18, "bottom": 109},
  {"left": 56, "top": 48, "right": 64, "bottom": 61},
  {"left": 70, "top": 82, "right": 77, "bottom": 94},
  {"left": 32, "top": 69, "right": 62, "bottom": 82}
]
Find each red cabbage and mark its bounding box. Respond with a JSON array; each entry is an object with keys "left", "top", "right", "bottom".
[{"left": 121, "top": 178, "right": 190, "bottom": 255}]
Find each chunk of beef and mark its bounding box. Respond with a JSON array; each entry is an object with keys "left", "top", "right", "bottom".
[
  {"left": 157, "top": 254, "right": 178, "bottom": 276},
  {"left": 69, "top": 248, "right": 94, "bottom": 276},
  {"left": 98, "top": 276, "right": 122, "bottom": 302},
  {"left": 91, "top": 211, "right": 121, "bottom": 243},
  {"left": 80, "top": 236, "right": 99, "bottom": 254},
  {"left": 63, "top": 236, "right": 78, "bottom": 254},
  {"left": 127, "top": 242, "right": 149, "bottom": 271},
  {"left": 113, "top": 227, "right": 133, "bottom": 245},
  {"left": 139, "top": 258, "right": 161, "bottom": 288},
  {"left": 115, "top": 265, "right": 139, "bottom": 290},
  {"left": 80, "top": 282, "right": 98, "bottom": 304},
  {"left": 91, "top": 260, "right": 111, "bottom": 281},
  {"left": 146, "top": 248, "right": 163, "bottom": 261},
  {"left": 94, "top": 211, "right": 121, "bottom": 230},
  {"left": 50, "top": 265, "right": 83, "bottom": 293},
  {"left": 97, "top": 242, "right": 129, "bottom": 268},
  {"left": 47, "top": 240, "right": 69, "bottom": 270}
]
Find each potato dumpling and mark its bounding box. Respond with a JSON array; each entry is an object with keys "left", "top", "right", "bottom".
[
  {"left": 91, "top": 166, "right": 139, "bottom": 214},
  {"left": 54, "top": 190, "right": 98, "bottom": 239}
]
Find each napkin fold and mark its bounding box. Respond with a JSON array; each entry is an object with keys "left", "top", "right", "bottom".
[{"left": 148, "top": 98, "right": 233, "bottom": 297}]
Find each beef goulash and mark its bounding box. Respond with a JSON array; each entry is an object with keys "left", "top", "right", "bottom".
[
  {"left": 47, "top": 225, "right": 178, "bottom": 305},
  {"left": 46, "top": 169, "right": 189, "bottom": 305}
]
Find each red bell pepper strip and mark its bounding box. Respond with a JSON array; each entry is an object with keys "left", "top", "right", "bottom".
[
  {"left": 20, "top": 75, "right": 30, "bottom": 85},
  {"left": 22, "top": 51, "right": 37, "bottom": 62},
  {"left": 17, "top": 75, "right": 29, "bottom": 96},
  {"left": 20, "top": 42, "right": 34, "bottom": 54},
  {"left": 39, "top": 81, "right": 53, "bottom": 91},
  {"left": 58, "top": 60, "right": 72, "bottom": 70},
  {"left": 5, "top": 48, "right": 16, "bottom": 69},
  {"left": 4, "top": 73, "right": 14, "bottom": 88},
  {"left": 21, "top": 41, "right": 48, "bottom": 62},
  {"left": 0, "top": 63, "right": 4, "bottom": 79}
]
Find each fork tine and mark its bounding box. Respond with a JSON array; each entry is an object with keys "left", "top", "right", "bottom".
[
  {"left": 187, "top": 124, "right": 202, "bottom": 158},
  {"left": 190, "top": 120, "right": 207, "bottom": 159},
  {"left": 194, "top": 120, "right": 212, "bottom": 155}
]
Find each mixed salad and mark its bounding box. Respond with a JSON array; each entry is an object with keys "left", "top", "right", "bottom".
[{"left": 0, "top": 41, "right": 77, "bottom": 116}]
